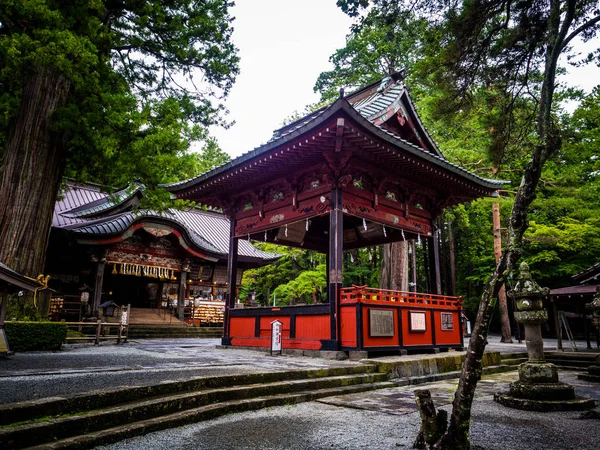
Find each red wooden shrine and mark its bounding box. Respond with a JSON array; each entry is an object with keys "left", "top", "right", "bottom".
[{"left": 164, "top": 73, "right": 505, "bottom": 353}]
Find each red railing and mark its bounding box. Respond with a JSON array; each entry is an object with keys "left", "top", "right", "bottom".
[{"left": 340, "top": 285, "right": 462, "bottom": 309}]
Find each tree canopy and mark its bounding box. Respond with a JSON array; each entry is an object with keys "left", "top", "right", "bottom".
[{"left": 0, "top": 0, "right": 238, "bottom": 275}]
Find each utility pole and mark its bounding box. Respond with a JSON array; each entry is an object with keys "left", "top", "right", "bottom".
[{"left": 493, "top": 202, "right": 513, "bottom": 343}]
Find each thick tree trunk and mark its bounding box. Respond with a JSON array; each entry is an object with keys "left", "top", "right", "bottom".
[
  {"left": 380, "top": 241, "right": 408, "bottom": 290},
  {"left": 448, "top": 218, "right": 456, "bottom": 297},
  {"left": 493, "top": 202, "right": 512, "bottom": 343},
  {"left": 0, "top": 67, "right": 71, "bottom": 277}
]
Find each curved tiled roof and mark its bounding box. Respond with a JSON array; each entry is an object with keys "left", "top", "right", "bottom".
[
  {"left": 53, "top": 183, "right": 279, "bottom": 263},
  {"left": 162, "top": 75, "right": 506, "bottom": 195}
]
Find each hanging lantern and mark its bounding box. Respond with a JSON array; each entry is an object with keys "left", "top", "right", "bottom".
[
  {"left": 119, "top": 263, "right": 124, "bottom": 275},
  {"left": 111, "top": 264, "right": 117, "bottom": 275}
]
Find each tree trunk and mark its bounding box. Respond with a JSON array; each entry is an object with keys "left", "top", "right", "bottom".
[
  {"left": 493, "top": 202, "right": 512, "bottom": 343},
  {"left": 0, "top": 67, "right": 71, "bottom": 277},
  {"left": 448, "top": 218, "right": 456, "bottom": 297},
  {"left": 380, "top": 241, "right": 408, "bottom": 290},
  {"left": 379, "top": 244, "right": 391, "bottom": 289}
]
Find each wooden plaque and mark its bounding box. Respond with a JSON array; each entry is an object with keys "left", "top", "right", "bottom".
[
  {"left": 441, "top": 312, "right": 454, "bottom": 331},
  {"left": 369, "top": 309, "right": 395, "bottom": 337},
  {"left": 409, "top": 311, "right": 427, "bottom": 332}
]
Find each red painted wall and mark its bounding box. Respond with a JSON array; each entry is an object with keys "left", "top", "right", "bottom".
[
  {"left": 295, "top": 315, "right": 330, "bottom": 339},
  {"left": 361, "top": 307, "right": 400, "bottom": 347},
  {"left": 401, "top": 309, "right": 434, "bottom": 346},
  {"left": 230, "top": 317, "right": 255, "bottom": 337},
  {"left": 340, "top": 306, "right": 357, "bottom": 347},
  {"left": 259, "top": 316, "right": 291, "bottom": 339},
  {"left": 433, "top": 311, "right": 461, "bottom": 345}
]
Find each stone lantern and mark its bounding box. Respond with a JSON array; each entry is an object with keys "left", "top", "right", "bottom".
[
  {"left": 580, "top": 286, "right": 600, "bottom": 382},
  {"left": 494, "top": 262, "right": 595, "bottom": 411}
]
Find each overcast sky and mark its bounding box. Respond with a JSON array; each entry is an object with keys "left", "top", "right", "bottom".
[{"left": 210, "top": 1, "right": 600, "bottom": 159}]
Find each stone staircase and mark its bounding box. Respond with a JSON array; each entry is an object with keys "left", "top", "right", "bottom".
[
  {"left": 0, "top": 366, "right": 391, "bottom": 449},
  {"left": 127, "top": 308, "right": 223, "bottom": 339},
  {"left": 544, "top": 351, "right": 598, "bottom": 370}
]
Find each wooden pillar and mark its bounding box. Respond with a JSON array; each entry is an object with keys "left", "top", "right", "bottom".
[
  {"left": 92, "top": 260, "right": 106, "bottom": 314},
  {"left": 223, "top": 218, "right": 238, "bottom": 345},
  {"left": 0, "top": 287, "right": 10, "bottom": 355},
  {"left": 0, "top": 287, "right": 7, "bottom": 326},
  {"left": 325, "top": 187, "right": 343, "bottom": 350},
  {"left": 409, "top": 240, "right": 417, "bottom": 292},
  {"left": 429, "top": 227, "right": 442, "bottom": 295},
  {"left": 433, "top": 228, "right": 442, "bottom": 295},
  {"left": 177, "top": 270, "right": 187, "bottom": 321}
]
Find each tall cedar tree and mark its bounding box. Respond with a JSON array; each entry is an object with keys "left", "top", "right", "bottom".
[
  {"left": 337, "top": 0, "right": 600, "bottom": 448},
  {"left": 0, "top": 0, "right": 238, "bottom": 277}
]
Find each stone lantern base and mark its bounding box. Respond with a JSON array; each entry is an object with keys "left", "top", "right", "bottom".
[
  {"left": 494, "top": 361, "right": 596, "bottom": 411},
  {"left": 578, "top": 355, "right": 600, "bottom": 383}
]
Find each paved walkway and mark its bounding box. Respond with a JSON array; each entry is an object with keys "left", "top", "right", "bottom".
[{"left": 0, "top": 335, "right": 595, "bottom": 404}]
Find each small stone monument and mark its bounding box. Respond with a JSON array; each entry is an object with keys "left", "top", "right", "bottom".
[
  {"left": 494, "top": 262, "right": 595, "bottom": 411},
  {"left": 579, "top": 286, "right": 600, "bottom": 382}
]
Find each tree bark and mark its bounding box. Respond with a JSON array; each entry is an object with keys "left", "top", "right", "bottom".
[
  {"left": 448, "top": 218, "right": 456, "bottom": 297},
  {"left": 0, "top": 67, "right": 71, "bottom": 277},
  {"left": 380, "top": 241, "right": 408, "bottom": 290},
  {"left": 493, "top": 202, "right": 512, "bottom": 343}
]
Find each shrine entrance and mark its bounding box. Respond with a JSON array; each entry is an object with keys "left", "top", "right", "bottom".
[{"left": 163, "top": 73, "right": 505, "bottom": 353}]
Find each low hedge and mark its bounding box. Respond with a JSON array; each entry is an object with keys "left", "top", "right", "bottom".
[{"left": 4, "top": 321, "right": 68, "bottom": 351}]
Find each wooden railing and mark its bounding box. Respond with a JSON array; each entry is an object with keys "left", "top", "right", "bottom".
[
  {"left": 64, "top": 321, "right": 129, "bottom": 345},
  {"left": 340, "top": 285, "right": 462, "bottom": 309}
]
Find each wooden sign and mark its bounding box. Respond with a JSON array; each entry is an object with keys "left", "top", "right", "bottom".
[
  {"left": 409, "top": 311, "right": 427, "bottom": 332},
  {"left": 369, "top": 309, "right": 395, "bottom": 337}
]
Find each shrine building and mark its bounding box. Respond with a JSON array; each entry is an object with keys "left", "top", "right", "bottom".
[
  {"left": 163, "top": 73, "right": 505, "bottom": 353},
  {"left": 46, "top": 181, "right": 279, "bottom": 323}
]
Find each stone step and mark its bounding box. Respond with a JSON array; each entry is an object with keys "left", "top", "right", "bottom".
[
  {"left": 0, "top": 365, "right": 380, "bottom": 426},
  {"left": 26, "top": 382, "right": 394, "bottom": 450},
  {"left": 0, "top": 371, "right": 390, "bottom": 449},
  {"left": 501, "top": 357, "right": 528, "bottom": 365}
]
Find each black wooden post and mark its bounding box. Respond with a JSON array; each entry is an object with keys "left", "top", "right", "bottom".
[
  {"left": 325, "top": 187, "right": 343, "bottom": 350},
  {"left": 177, "top": 269, "right": 187, "bottom": 321},
  {"left": 92, "top": 259, "right": 105, "bottom": 314},
  {"left": 223, "top": 218, "right": 238, "bottom": 345}
]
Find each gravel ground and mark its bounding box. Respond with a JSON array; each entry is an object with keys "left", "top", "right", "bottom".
[{"left": 95, "top": 376, "right": 600, "bottom": 450}]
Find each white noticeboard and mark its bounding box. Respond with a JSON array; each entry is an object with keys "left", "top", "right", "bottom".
[{"left": 270, "top": 320, "right": 283, "bottom": 355}]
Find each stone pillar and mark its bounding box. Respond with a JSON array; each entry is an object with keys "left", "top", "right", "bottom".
[{"left": 177, "top": 260, "right": 190, "bottom": 321}]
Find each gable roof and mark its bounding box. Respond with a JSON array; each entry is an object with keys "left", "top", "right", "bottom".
[
  {"left": 52, "top": 182, "right": 279, "bottom": 264},
  {"left": 162, "top": 73, "right": 506, "bottom": 204}
]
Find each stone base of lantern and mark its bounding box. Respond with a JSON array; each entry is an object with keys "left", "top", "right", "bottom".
[
  {"left": 494, "top": 362, "right": 595, "bottom": 411},
  {"left": 578, "top": 363, "right": 600, "bottom": 383},
  {"left": 493, "top": 392, "right": 596, "bottom": 412}
]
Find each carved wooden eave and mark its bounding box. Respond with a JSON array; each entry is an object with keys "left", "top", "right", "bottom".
[{"left": 162, "top": 78, "right": 506, "bottom": 251}]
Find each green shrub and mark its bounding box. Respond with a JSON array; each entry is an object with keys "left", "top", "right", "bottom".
[{"left": 4, "top": 321, "right": 68, "bottom": 351}]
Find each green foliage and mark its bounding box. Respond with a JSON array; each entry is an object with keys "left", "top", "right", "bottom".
[
  {"left": 5, "top": 321, "right": 68, "bottom": 351},
  {"left": 240, "top": 244, "right": 326, "bottom": 306},
  {"left": 0, "top": 0, "right": 239, "bottom": 201},
  {"left": 273, "top": 264, "right": 327, "bottom": 306},
  {"left": 315, "top": 6, "right": 427, "bottom": 102}
]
